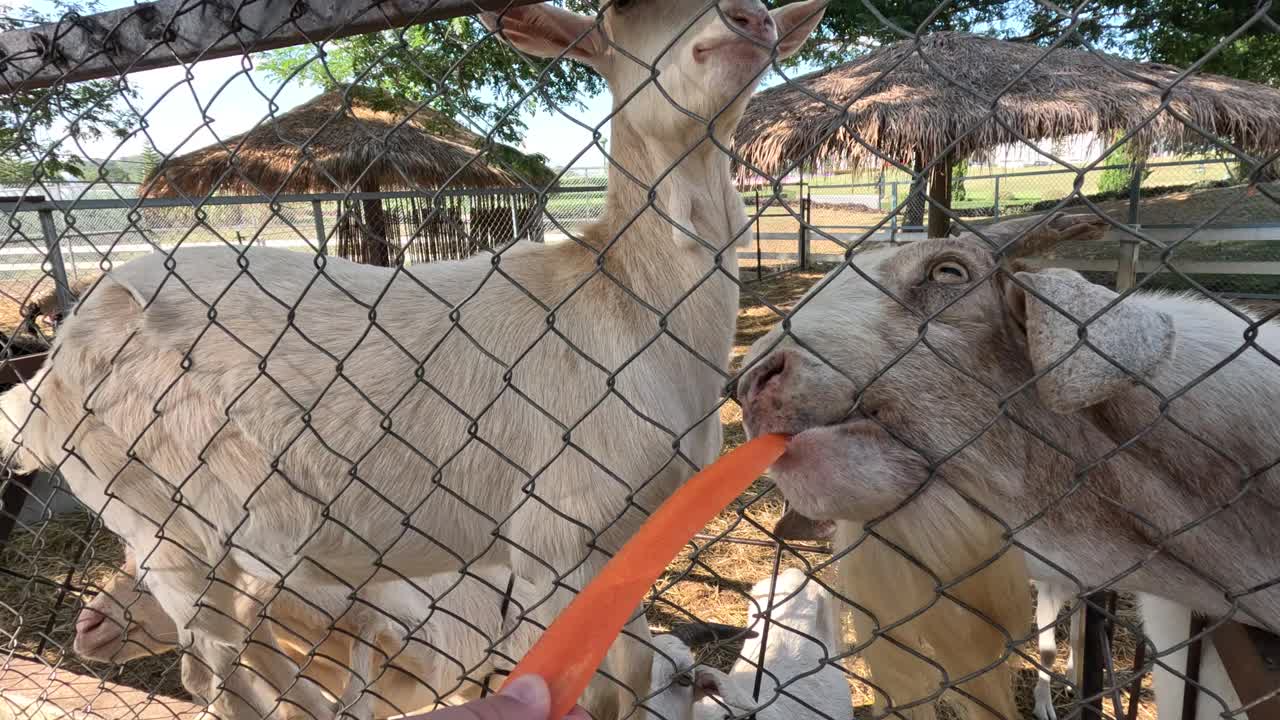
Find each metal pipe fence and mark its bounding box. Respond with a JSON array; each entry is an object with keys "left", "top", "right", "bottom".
[{"left": 0, "top": 2, "right": 1279, "bottom": 720}]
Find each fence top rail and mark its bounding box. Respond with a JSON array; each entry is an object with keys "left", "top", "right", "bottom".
[
  {"left": 0, "top": 185, "right": 607, "bottom": 215},
  {"left": 753, "top": 157, "right": 1240, "bottom": 190},
  {"left": 908, "top": 157, "right": 1235, "bottom": 184},
  {"left": 0, "top": 0, "right": 544, "bottom": 93}
]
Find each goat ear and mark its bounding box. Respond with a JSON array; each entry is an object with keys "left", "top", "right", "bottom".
[
  {"left": 770, "top": 0, "right": 826, "bottom": 60},
  {"left": 481, "top": 5, "right": 606, "bottom": 67},
  {"left": 1009, "top": 269, "right": 1174, "bottom": 414}
]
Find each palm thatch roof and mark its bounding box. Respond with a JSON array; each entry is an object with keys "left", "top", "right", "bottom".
[
  {"left": 735, "top": 32, "right": 1280, "bottom": 178},
  {"left": 146, "top": 86, "right": 548, "bottom": 196}
]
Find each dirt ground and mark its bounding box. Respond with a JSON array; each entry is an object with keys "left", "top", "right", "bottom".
[{"left": 0, "top": 268, "right": 1163, "bottom": 720}]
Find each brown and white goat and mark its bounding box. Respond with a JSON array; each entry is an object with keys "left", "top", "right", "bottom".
[
  {"left": 738, "top": 211, "right": 1280, "bottom": 719},
  {"left": 0, "top": 3, "right": 826, "bottom": 718}
]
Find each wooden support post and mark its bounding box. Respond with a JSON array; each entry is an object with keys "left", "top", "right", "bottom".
[
  {"left": 312, "top": 200, "right": 328, "bottom": 255},
  {"left": 360, "top": 181, "right": 391, "bottom": 267},
  {"left": 1212, "top": 620, "right": 1280, "bottom": 720},
  {"left": 927, "top": 155, "right": 952, "bottom": 238},
  {"left": 1116, "top": 241, "right": 1140, "bottom": 292}
]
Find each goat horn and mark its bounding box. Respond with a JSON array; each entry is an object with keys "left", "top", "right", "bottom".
[{"left": 958, "top": 212, "right": 1110, "bottom": 260}]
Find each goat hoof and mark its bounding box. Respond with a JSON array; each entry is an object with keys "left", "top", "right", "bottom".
[{"left": 1032, "top": 682, "right": 1057, "bottom": 720}]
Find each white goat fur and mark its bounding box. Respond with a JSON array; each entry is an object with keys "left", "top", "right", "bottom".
[
  {"left": 736, "top": 214, "right": 1280, "bottom": 720},
  {"left": 0, "top": 2, "right": 825, "bottom": 718}
]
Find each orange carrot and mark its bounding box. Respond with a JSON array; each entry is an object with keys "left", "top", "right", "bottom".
[{"left": 503, "top": 433, "right": 789, "bottom": 718}]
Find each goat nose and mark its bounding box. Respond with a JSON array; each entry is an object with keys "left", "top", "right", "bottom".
[
  {"left": 738, "top": 351, "right": 790, "bottom": 407},
  {"left": 723, "top": 5, "right": 772, "bottom": 36},
  {"left": 76, "top": 608, "right": 106, "bottom": 634}
]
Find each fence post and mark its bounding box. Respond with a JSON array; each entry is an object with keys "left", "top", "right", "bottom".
[
  {"left": 1115, "top": 160, "right": 1144, "bottom": 292},
  {"left": 993, "top": 175, "right": 1001, "bottom": 220},
  {"left": 37, "top": 209, "right": 73, "bottom": 314},
  {"left": 510, "top": 203, "right": 519, "bottom": 242},
  {"left": 531, "top": 194, "right": 546, "bottom": 243},
  {"left": 312, "top": 200, "right": 327, "bottom": 255}
]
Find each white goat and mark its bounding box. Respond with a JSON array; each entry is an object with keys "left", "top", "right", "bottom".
[
  {"left": 736, "top": 212, "right": 1280, "bottom": 720},
  {"left": 0, "top": 2, "right": 826, "bottom": 718}
]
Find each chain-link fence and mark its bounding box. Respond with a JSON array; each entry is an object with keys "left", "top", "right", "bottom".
[{"left": 2, "top": 2, "right": 1279, "bottom": 720}]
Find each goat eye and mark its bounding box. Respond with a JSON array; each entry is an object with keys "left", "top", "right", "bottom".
[
  {"left": 674, "top": 674, "right": 693, "bottom": 687},
  {"left": 928, "top": 260, "right": 969, "bottom": 284},
  {"left": 613, "top": 0, "right": 633, "bottom": 9}
]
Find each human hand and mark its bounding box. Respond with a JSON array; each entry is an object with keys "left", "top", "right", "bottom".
[{"left": 404, "top": 675, "right": 591, "bottom": 720}]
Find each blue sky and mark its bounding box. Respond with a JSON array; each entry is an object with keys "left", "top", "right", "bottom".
[{"left": 71, "top": 54, "right": 616, "bottom": 169}]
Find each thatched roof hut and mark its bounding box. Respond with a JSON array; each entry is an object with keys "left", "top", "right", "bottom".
[
  {"left": 735, "top": 32, "right": 1280, "bottom": 235},
  {"left": 145, "top": 86, "right": 551, "bottom": 265},
  {"left": 146, "top": 86, "right": 538, "bottom": 196}
]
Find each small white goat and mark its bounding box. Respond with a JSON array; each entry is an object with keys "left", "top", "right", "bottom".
[
  {"left": 642, "top": 571, "right": 853, "bottom": 720},
  {"left": 696, "top": 568, "right": 853, "bottom": 720},
  {"left": 1028, "top": 578, "right": 1081, "bottom": 720},
  {"left": 737, "top": 212, "right": 1280, "bottom": 720},
  {"left": 1, "top": 2, "right": 826, "bottom": 718}
]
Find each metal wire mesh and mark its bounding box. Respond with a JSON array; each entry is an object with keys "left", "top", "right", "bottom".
[{"left": 1, "top": 1, "right": 1279, "bottom": 720}]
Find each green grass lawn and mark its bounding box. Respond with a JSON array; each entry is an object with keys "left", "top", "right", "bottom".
[{"left": 796, "top": 154, "right": 1236, "bottom": 199}]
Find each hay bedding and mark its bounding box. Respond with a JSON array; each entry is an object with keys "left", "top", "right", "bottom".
[{"left": 0, "top": 270, "right": 1155, "bottom": 719}]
